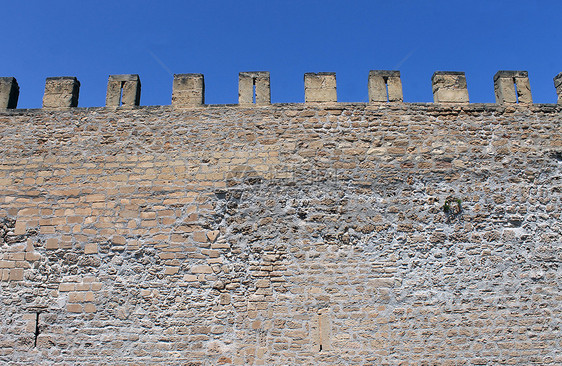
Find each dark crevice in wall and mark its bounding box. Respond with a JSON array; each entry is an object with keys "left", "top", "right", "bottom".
[{"left": 33, "top": 312, "right": 40, "bottom": 348}]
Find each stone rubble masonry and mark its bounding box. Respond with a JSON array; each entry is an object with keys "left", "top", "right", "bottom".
[
  {"left": 494, "top": 70, "right": 532, "bottom": 104},
  {"left": 0, "top": 77, "right": 19, "bottom": 109},
  {"left": 304, "top": 72, "right": 337, "bottom": 103},
  {"left": 368, "top": 70, "right": 403, "bottom": 102},
  {"left": 238, "top": 72, "right": 271, "bottom": 105},
  {"left": 554, "top": 72, "right": 562, "bottom": 104},
  {"left": 0, "top": 88, "right": 561, "bottom": 363},
  {"left": 42, "top": 76, "right": 80, "bottom": 109},
  {"left": 105, "top": 74, "right": 141, "bottom": 108},
  {"left": 432, "top": 71, "right": 469, "bottom": 103},
  {"left": 172, "top": 73, "right": 205, "bottom": 107}
]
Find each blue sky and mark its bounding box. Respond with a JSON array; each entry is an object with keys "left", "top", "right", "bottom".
[{"left": 3, "top": 1, "right": 561, "bottom": 108}]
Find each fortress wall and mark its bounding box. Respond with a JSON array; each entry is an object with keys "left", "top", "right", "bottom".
[{"left": 0, "top": 102, "right": 561, "bottom": 365}]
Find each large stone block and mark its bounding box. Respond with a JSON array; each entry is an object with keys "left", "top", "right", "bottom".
[
  {"left": 494, "top": 70, "right": 532, "bottom": 104},
  {"left": 432, "top": 71, "right": 469, "bottom": 103},
  {"left": 554, "top": 72, "right": 562, "bottom": 104},
  {"left": 106, "top": 74, "right": 141, "bottom": 108},
  {"left": 304, "top": 72, "right": 337, "bottom": 103},
  {"left": 172, "top": 74, "right": 205, "bottom": 107},
  {"left": 0, "top": 77, "right": 19, "bottom": 109},
  {"left": 239, "top": 71, "right": 270, "bottom": 105},
  {"left": 368, "top": 70, "right": 403, "bottom": 102},
  {"left": 43, "top": 77, "right": 80, "bottom": 109}
]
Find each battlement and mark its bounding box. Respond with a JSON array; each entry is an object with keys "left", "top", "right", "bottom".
[{"left": 2, "top": 70, "right": 562, "bottom": 109}]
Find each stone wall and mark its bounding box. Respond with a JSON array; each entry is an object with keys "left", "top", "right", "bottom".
[{"left": 0, "top": 102, "right": 561, "bottom": 365}]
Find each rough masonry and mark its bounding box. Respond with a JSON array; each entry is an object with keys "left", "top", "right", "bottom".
[{"left": 0, "top": 70, "right": 561, "bottom": 365}]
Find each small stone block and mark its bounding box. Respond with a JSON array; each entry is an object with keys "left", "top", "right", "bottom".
[
  {"left": 183, "top": 274, "right": 198, "bottom": 282},
  {"left": 191, "top": 265, "right": 213, "bottom": 274},
  {"left": 432, "top": 71, "right": 469, "bottom": 103},
  {"left": 59, "top": 283, "right": 75, "bottom": 292},
  {"left": 172, "top": 74, "right": 205, "bottom": 107},
  {"left": 0, "top": 77, "right": 19, "bottom": 109},
  {"left": 43, "top": 77, "right": 80, "bottom": 109},
  {"left": 239, "top": 71, "right": 271, "bottom": 105},
  {"left": 193, "top": 231, "right": 207, "bottom": 243},
  {"left": 9, "top": 268, "right": 23, "bottom": 281},
  {"left": 25, "top": 252, "right": 40, "bottom": 261},
  {"left": 84, "top": 303, "right": 96, "bottom": 313},
  {"left": 106, "top": 74, "right": 141, "bottom": 108},
  {"left": 304, "top": 72, "right": 337, "bottom": 103},
  {"left": 164, "top": 266, "right": 179, "bottom": 275},
  {"left": 68, "top": 292, "right": 85, "bottom": 302},
  {"left": 84, "top": 243, "right": 98, "bottom": 254},
  {"left": 46, "top": 238, "right": 59, "bottom": 249},
  {"left": 67, "top": 304, "right": 83, "bottom": 313}
]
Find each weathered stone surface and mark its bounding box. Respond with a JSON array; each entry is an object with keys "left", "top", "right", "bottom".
[
  {"left": 304, "top": 72, "right": 337, "bottom": 103},
  {"left": 42, "top": 76, "right": 80, "bottom": 109},
  {"left": 368, "top": 70, "right": 403, "bottom": 102},
  {"left": 172, "top": 73, "right": 204, "bottom": 107},
  {"left": 0, "top": 103, "right": 561, "bottom": 365},
  {"left": 432, "top": 71, "right": 469, "bottom": 103},
  {"left": 106, "top": 74, "right": 141, "bottom": 108},
  {"left": 494, "top": 70, "right": 532, "bottom": 104},
  {"left": 0, "top": 77, "right": 19, "bottom": 109},
  {"left": 239, "top": 71, "right": 270, "bottom": 105}
]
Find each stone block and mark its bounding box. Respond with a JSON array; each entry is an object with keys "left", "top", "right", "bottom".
[
  {"left": 172, "top": 74, "right": 204, "bottom": 107},
  {"left": 368, "top": 70, "right": 403, "bottom": 102},
  {"left": 9, "top": 268, "right": 23, "bottom": 281},
  {"left": 554, "top": 72, "right": 562, "bottom": 104},
  {"left": 494, "top": 70, "right": 532, "bottom": 104},
  {"left": 0, "top": 77, "right": 19, "bottom": 109},
  {"left": 106, "top": 74, "right": 141, "bottom": 108},
  {"left": 432, "top": 71, "right": 469, "bottom": 103},
  {"left": 84, "top": 243, "right": 98, "bottom": 254},
  {"left": 304, "top": 72, "right": 337, "bottom": 103},
  {"left": 43, "top": 77, "right": 80, "bottom": 109},
  {"left": 239, "top": 71, "right": 271, "bottom": 105}
]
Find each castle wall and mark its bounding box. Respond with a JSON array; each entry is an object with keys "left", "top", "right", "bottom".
[{"left": 0, "top": 102, "right": 561, "bottom": 365}]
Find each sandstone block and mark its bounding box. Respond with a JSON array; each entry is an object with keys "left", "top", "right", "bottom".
[
  {"left": 43, "top": 77, "right": 80, "bottom": 109},
  {"left": 172, "top": 74, "right": 204, "bottom": 107},
  {"left": 494, "top": 70, "right": 532, "bottom": 104},
  {"left": 432, "top": 71, "right": 469, "bottom": 103},
  {"left": 67, "top": 304, "right": 83, "bottom": 313},
  {"left": 9, "top": 268, "right": 23, "bottom": 281},
  {"left": 84, "top": 243, "right": 98, "bottom": 254},
  {"left": 106, "top": 74, "right": 141, "bottom": 108},
  {"left": 0, "top": 77, "right": 19, "bottom": 109},
  {"left": 304, "top": 73, "right": 337, "bottom": 103},
  {"left": 239, "top": 72, "right": 271, "bottom": 105},
  {"left": 84, "top": 304, "right": 96, "bottom": 313},
  {"left": 59, "top": 283, "right": 75, "bottom": 292},
  {"left": 46, "top": 238, "right": 59, "bottom": 249},
  {"left": 368, "top": 70, "right": 403, "bottom": 102},
  {"left": 191, "top": 265, "right": 213, "bottom": 274}
]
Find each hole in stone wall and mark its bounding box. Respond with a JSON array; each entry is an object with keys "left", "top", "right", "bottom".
[
  {"left": 34, "top": 312, "right": 41, "bottom": 347},
  {"left": 119, "top": 81, "right": 125, "bottom": 106},
  {"left": 513, "top": 78, "right": 519, "bottom": 104},
  {"left": 384, "top": 77, "right": 390, "bottom": 102},
  {"left": 252, "top": 79, "right": 256, "bottom": 104}
]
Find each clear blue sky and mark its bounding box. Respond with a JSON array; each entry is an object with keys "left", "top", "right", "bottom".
[{"left": 3, "top": 1, "right": 561, "bottom": 108}]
